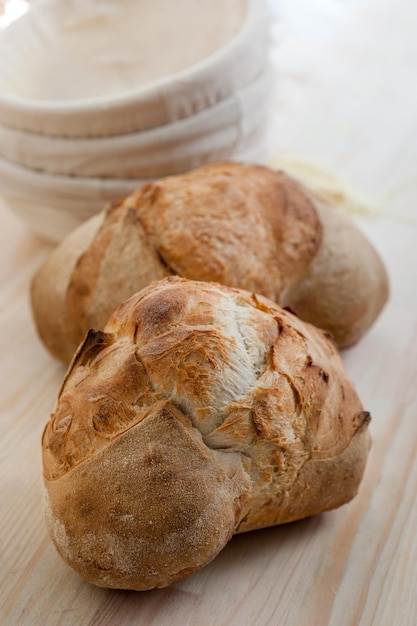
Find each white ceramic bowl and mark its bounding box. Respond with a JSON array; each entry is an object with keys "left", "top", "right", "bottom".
[
  {"left": 0, "top": 127, "right": 268, "bottom": 242},
  {"left": 0, "top": 67, "right": 272, "bottom": 179},
  {"left": 0, "top": 0, "right": 269, "bottom": 137}
]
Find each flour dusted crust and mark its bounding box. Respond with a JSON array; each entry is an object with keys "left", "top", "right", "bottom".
[
  {"left": 42, "top": 277, "right": 371, "bottom": 590},
  {"left": 31, "top": 161, "right": 388, "bottom": 364}
]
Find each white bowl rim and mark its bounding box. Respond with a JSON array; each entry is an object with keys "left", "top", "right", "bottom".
[
  {"left": 2, "top": 131, "right": 269, "bottom": 243},
  {"left": 0, "top": 127, "right": 268, "bottom": 195},
  {"left": 0, "top": 66, "right": 272, "bottom": 178},
  {"left": 0, "top": 0, "right": 266, "bottom": 114}
]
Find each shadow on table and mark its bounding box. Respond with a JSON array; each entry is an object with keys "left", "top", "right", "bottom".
[{"left": 87, "top": 512, "right": 332, "bottom": 624}]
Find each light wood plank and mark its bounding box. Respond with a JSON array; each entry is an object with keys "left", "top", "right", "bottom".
[{"left": 1, "top": 1, "right": 417, "bottom": 624}]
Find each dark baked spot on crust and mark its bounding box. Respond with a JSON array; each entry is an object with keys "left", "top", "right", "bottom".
[
  {"left": 73, "top": 329, "right": 114, "bottom": 369},
  {"left": 306, "top": 356, "right": 329, "bottom": 383}
]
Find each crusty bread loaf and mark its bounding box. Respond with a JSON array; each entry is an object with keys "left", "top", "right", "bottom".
[
  {"left": 31, "top": 162, "right": 389, "bottom": 364},
  {"left": 42, "top": 277, "right": 371, "bottom": 590}
]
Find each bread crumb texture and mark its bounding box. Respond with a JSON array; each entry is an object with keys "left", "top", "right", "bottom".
[{"left": 42, "top": 277, "right": 371, "bottom": 590}]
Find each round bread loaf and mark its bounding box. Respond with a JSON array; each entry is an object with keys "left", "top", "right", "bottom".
[
  {"left": 42, "top": 277, "right": 371, "bottom": 590},
  {"left": 31, "top": 162, "right": 389, "bottom": 364}
]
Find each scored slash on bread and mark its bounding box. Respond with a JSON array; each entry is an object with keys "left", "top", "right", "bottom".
[
  {"left": 42, "top": 277, "right": 371, "bottom": 591},
  {"left": 30, "top": 162, "right": 389, "bottom": 364}
]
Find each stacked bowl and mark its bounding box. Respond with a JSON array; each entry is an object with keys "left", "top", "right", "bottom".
[{"left": 0, "top": 0, "right": 272, "bottom": 241}]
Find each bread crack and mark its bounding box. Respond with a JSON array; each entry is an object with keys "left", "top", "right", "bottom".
[{"left": 134, "top": 211, "right": 177, "bottom": 277}]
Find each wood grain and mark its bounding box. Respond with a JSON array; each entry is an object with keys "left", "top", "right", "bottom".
[{"left": 1, "top": 0, "right": 417, "bottom": 624}]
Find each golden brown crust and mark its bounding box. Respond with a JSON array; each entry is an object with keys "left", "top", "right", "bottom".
[
  {"left": 44, "top": 401, "right": 249, "bottom": 591},
  {"left": 30, "top": 212, "right": 105, "bottom": 362},
  {"left": 31, "top": 162, "right": 324, "bottom": 363},
  {"left": 135, "top": 163, "right": 322, "bottom": 295},
  {"left": 42, "top": 277, "right": 371, "bottom": 590},
  {"left": 281, "top": 200, "right": 390, "bottom": 348},
  {"left": 30, "top": 161, "right": 388, "bottom": 364},
  {"left": 65, "top": 200, "right": 170, "bottom": 346}
]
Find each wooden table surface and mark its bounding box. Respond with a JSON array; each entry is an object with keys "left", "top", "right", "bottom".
[{"left": 1, "top": 1, "right": 417, "bottom": 624}]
